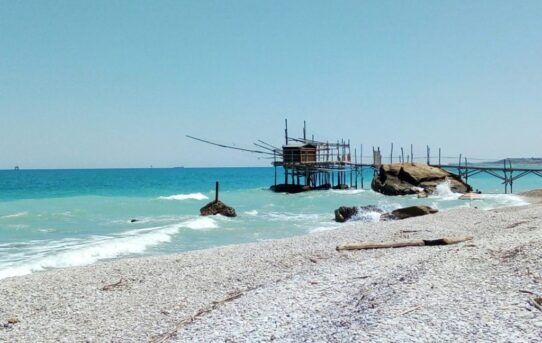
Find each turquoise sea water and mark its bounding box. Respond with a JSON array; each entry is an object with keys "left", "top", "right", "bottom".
[{"left": 0, "top": 167, "right": 539, "bottom": 280}]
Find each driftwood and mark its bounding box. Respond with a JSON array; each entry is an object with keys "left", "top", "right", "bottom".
[{"left": 336, "top": 236, "right": 473, "bottom": 251}]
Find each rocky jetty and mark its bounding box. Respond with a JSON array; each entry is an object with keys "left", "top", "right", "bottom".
[
  {"left": 371, "top": 163, "right": 471, "bottom": 196},
  {"left": 200, "top": 200, "right": 237, "bottom": 217}
]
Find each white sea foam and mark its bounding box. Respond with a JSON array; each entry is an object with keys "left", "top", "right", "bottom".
[
  {"left": 0, "top": 222, "right": 187, "bottom": 280},
  {"left": 310, "top": 225, "right": 341, "bottom": 233},
  {"left": 432, "top": 180, "right": 461, "bottom": 200},
  {"left": 353, "top": 211, "right": 382, "bottom": 223},
  {"left": 330, "top": 189, "right": 365, "bottom": 195},
  {"left": 476, "top": 194, "right": 528, "bottom": 210},
  {"left": 158, "top": 193, "right": 209, "bottom": 201},
  {"left": 1, "top": 212, "right": 29, "bottom": 219},
  {"left": 244, "top": 210, "right": 258, "bottom": 216},
  {"left": 182, "top": 217, "right": 218, "bottom": 230}
]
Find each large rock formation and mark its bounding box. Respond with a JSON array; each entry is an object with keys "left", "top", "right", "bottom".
[
  {"left": 371, "top": 164, "right": 472, "bottom": 196},
  {"left": 200, "top": 200, "right": 237, "bottom": 217}
]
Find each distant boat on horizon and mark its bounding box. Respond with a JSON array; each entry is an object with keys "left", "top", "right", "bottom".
[{"left": 14, "top": 166, "right": 20, "bottom": 171}]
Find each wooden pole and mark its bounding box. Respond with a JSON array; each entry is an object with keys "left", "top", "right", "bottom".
[
  {"left": 401, "top": 147, "right": 404, "bottom": 164},
  {"left": 303, "top": 120, "right": 306, "bottom": 140},
  {"left": 390, "top": 143, "right": 394, "bottom": 164},
  {"left": 284, "top": 118, "right": 288, "bottom": 145},
  {"left": 410, "top": 144, "right": 414, "bottom": 165},
  {"left": 215, "top": 181, "right": 219, "bottom": 203},
  {"left": 336, "top": 236, "right": 473, "bottom": 251},
  {"left": 438, "top": 148, "right": 441, "bottom": 166},
  {"left": 274, "top": 151, "right": 277, "bottom": 186}
]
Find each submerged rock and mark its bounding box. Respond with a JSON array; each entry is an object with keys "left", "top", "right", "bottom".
[
  {"left": 200, "top": 200, "right": 237, "bottom": 217},
  {"left": 332, "top": 184, "right": 349, "bottom": 190},
  {"left": 371, "top": 163, "right": 472, "bottom": 196},
  {"left": 381, "top": 205, "right": 438, "bottom": 220},
  {"left": 459, "top": 192, "right": 482, "bottom": 200}
]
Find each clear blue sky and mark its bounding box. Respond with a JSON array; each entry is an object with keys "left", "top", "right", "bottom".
[{"left": 1, "top": 0, "right": 541, "bottom": 168}]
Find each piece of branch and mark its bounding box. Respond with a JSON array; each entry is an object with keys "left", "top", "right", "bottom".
[
  {"left": 336, "top": 236, "right": 473, "bottom": 251},
  {"left": 150, "top": 290, "right": 246, "bottom": 343},
  {"left": 529, "top": 297, "right": 542, "bottom": 312},
  {"left": 398, "top": 305, "right": 422, "bottom": 316},
  {"left": 100, "top": 278, "right": 125, "bottom": 291}
]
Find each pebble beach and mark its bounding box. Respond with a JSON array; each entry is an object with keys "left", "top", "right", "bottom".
[{"left": 1, "top": 200, "right": 542, "bottom": 342}]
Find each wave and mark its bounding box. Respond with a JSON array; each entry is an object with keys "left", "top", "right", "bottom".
[
  {"left": 182, "top": 217, "right": 218, "bottom": 230},
  {"left": 475, "top": 194, "right": 528, "bottom": 210},
  {"left": 431, "top": 180, "right": 461, "bottom": 200},
  {"left": 158, "top": 193, "right": 209, "bottom": 201},
  {"left": 1, "top": 212, "right": 29, "bottom": 219},
  {"left": 243, "top": 210, "right": 258, "bottom": 216},
  {"left": 330, "top": 189, "right": 365, "bottom": 195},
  {"left": 0, "top": 216, "right": 222, "bottom": 280}
]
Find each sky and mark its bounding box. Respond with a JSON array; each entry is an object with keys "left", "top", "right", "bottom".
[{"left": 1, "top": 0, "right": 541, "bottom": 169}]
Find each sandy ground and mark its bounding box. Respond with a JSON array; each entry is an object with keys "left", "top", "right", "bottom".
[{"left": 1, "top": 203, "right": 541, "bottom": 342}]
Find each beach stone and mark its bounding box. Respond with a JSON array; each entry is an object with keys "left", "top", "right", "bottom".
[
  {"left": 383, "top": 205, "right": 438, "bottom": 220},
  {"left": 371, "top": 163, "right": 472, "bottom": 196},
  {"left": 200, "top": 200, "right": 237, "bottom": 217}
]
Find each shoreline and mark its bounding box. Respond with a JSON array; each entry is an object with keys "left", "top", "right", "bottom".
[{"left": 1, "top": 201, "right": 542, "bottom": 341}]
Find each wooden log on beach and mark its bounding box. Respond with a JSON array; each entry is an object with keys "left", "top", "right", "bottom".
[{"left": 336, "top": 235, "right": 473, "bottom": 251}]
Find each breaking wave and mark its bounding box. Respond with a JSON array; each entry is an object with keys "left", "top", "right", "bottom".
[
  {"left": 0, "top": 216, "right": 220, "bottom": 280},
  {"left": 158, "top": 193, "right": 209, "bottom": 201}
]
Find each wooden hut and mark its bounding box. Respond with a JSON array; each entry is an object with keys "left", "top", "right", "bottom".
[{"left": 282, "top": 144, "right": 317, "bottom": 164}]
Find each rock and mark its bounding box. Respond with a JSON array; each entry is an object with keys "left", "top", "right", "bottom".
[
  {"left": 459, "top": 193, "right": 482, "bottom": 200},
  {"left": 417, "top": 192, "right": 428, "bottom": 198},
  {"left": 371, "top": 163, "right": 472, "bottom": 196},
  {"left": 332, "top": 184, "right": 349, "bottom": 190},
  {"left": 130, "top": 219, "right": 139, "bottom": 223},
  {"left": 383, "top": 205, "right": 438, "bottom": 220},
  {"left": 334, "top": 207, "right": 358, "bottom": 223},
  {"left": 270, "top": 183, "right": 331, "bottom": 193},
  {"left": 200, "top": 200, "right": 237, "bottom": 217},
  {"left": 334, "top": 205, "right": 384, "bottom": 223}
]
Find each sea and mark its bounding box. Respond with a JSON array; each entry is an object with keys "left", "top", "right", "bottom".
[{"left": 0, "top": 166, "right": 539, "bottom": 280}]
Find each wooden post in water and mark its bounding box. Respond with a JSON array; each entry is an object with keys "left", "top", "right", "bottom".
[
  {"left": 426, "top": 145, "right": 430, "bottom": 165},
  {"left": 401, "top": 147, "right": 404, "bottom": 164},
  {"left": 438, "top": 148, "right": 441, "bottom": 166},
  {"left": 509, "top": 159, "right": 513, "bottom": 193},
  {"left": 410, "top": 144, "right": 414, "bottom": 165},
  {"left": 504, "top": 159, "right": 508, "bottom": 194},
  {"left": 284, "top": 118, "right": 288, "bottom": 145},
  {"left": 390, "top": 143, "right": 394, "bottom": 164},
  {"left": 215, "top": 181, "right": 219, "bottom": 203},
  {"left": 274, "top": 151, "right": 277, "bottom": 186},
  {"left": 464, "top": 157, "right": 468, "bottom": 184}
]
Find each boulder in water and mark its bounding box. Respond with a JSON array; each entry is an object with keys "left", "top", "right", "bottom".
[
  {"left": 334, "top": 206, "right": 358, "bottom": 223},
  {"left": 381, "top": 205, "right": 438, "bottom": 220},
  {"left": 371, "top": 164, "right": 472, "bottom": 196},
  {"left": 334, "top": 205, "right": 384, "bottom": 223},
  {"left": 200, "top": 200, "right": 237, "bottom": 217}
]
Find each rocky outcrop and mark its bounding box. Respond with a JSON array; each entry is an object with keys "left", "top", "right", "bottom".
[
  {"left": 371, "top": 164, "right": 472, "bottom": 196},
  {"left": 334, "top": 205, "right": 384, "bottom": 223},
  {"left": 381, "top": 205, "right": 438, "bottom": 220},
  {"left": 200, "top": 200, "right": 237, "bottom": 217}
]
